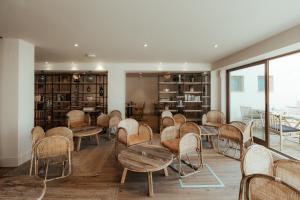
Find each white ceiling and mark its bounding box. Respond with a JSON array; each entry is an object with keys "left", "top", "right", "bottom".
[{"left": 1, "top": 0, "right": 300, "bottom": 64}]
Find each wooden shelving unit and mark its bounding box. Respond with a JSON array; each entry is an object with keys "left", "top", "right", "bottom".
[
  {"left": 157, "top": 72, "right": 210, "bottom": 125},
  {"left": 34, "top": 71, "right": 107, "bottom": 129}
]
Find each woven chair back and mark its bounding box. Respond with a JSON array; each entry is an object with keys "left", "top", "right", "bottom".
[
  {"left": 46, "top": 127, "right": 74, "bottom": 151},
  {"left": 161, "top": 110, "right": 173, "bottom": 118},
  {"left": 241, "top": 144, "right": 274, "bottom": 176},
  {"left": 31, "top": 126, "right": 45, "bottom": 147},
  {"left": 161, "top": 116, "right": 175, "bottom": 129},
  {"left": 97, "top": 114, "right": 109, "bottom": 128},
  {"left": 179, "top": 122, "right": 201, "bottom": 138},
  {"left": 274, "top": 160, "right": 300, "bottom": 191},
  {"left": 173, "top": 114, "right": 186, "bottom": 127},
  {"left": 118, "top": 118, "right": 139, "bottom": 135},
  {"left": 66, "top": 110, "right": 85, "bottom": 128},
  {"left": 179, "top": 133, "right": 200, "bottom": 155},
  {"left": 245, "top": 174, "right": 300, "bottom": 200},
  {"left": 207, "top": 110, "right": 224, "bottom": 123},
  {"left": 35, "top": 136, "right": 70, "bottom": 159},
  {"left": 109, "top": 110, "right": 122, "bottom": 118}
]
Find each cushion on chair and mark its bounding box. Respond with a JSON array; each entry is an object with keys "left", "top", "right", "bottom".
[
  {"left": 270, "top": 125, "right": 300, "bottom": 133},
  {"left": 161, "top": 138, "right": 180, "bottom": 153}
]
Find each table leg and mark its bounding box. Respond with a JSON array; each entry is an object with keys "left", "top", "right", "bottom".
[
  {"left": 164, "top": 168, "right": 169, "bottom": 176},
  {"left": 95, "top": 134, "right": 100, "bottom": 146},
  {"left": 76, "top": 137, "right": 82, "bottom": 151},
  {"left": 121, "top": 168, "right": 128, "bottom": 184},
  {"left": 148, "top": 172, "right": 154, "bottom": 197}
]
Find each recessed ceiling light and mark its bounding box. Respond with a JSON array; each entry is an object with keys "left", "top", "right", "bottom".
[
  {"left": 185, "top": 62, "right": 188, "bottom": 64},
  {"left": 45, "top": 61, "right": 48, "bottom": 64},
  {"left": 74, "top": 43, "right": 79, "bottom": 47},
  {"left": 213, "top": 44, "right": 219, "bottom": 48},
  {"left": 85, "top": 53, "right": 96, "bottom": 58},
  {"left": 143, "top": 43, "right": 148, "bottom": 47}
]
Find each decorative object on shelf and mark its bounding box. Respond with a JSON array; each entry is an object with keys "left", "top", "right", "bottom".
[
  {"left": 35, "top": 95, "right": 41, "bottom": 102},
  {"left": 99, "top": 84, "right": 104, "bottom": 96},
  {"left": 87, "top": 86, "right": 91, "bottom": 92},
  {"left": 87, "top": 96, "right": 94, "bottom": 101},
  {"left": 47, "top": 115, "right": 51, "bottom": 121},
  {"left": 178, "top": 74, "right": 181, "bottom": 82},
  {"left": 163, "top": 73, "right": 171, "bottom": 80},
  {"left": 164, "top": 88, "right": 169, "bottom": 92},
  {"left": 73, "top": 74, "right": 80, "bottom": 82},
  {"left": 189, "top": 86, "right": 194, "bottom": 92},
  {"left": 83, "top": 107, "right": 95, "bottom": 112},
  {"left": 87, "top": 73, "right": 94, "bottom": 82},
  {"left": 39, "top": 74, "right": 45, "bottom": 82}
]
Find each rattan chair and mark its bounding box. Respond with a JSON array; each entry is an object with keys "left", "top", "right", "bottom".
[
  {"left": 160, "top": 116, "right": 175, "bottom": 132},
  {"left": 243, "top": 174, "right": 300, "bottom": 200},
  {"left": 29, "top": 126, "right": 45, "bottom": 176},
  {"left": 218, "top": 120, "right": 254, "bottom": 160},
  {"left": 46, "top": 127, "right": 74, "bottom": 151},
  {"left": 274, "top": 159, "right": 300, "bottom": 191},
  {"left": 132, "top": 102, "right": 145, "bottom": 121},
  {"left": 109, "top": 110, "right": 122, "bottom": 119},
  {"left": 239, "top": 144, "right": 274, "bottom": 200},
  {"left": 97, "top": 113, "right": 110, "bottom": 137},
  {"left": 161, "top": 122, "right": 202, "bottom": 177},
  {"left": 263, "top": 113, "right": 300, "bottom": 151},
  {"left": 34, "top": 136, "right": 72, "bottom": 181},
  {"left": 161, "top": 110, "right": 173, "bottom": 118},
  {"left": 66, "top": 110, "right": 91, "bottom": 129},
  {"left": 202, "top": 110, "right": 225, "bottom": 128},
  {"left": 108, "top": 115, "right": 121, "bottom": 139},
  {"left": 115, "top": 118, "right": 153, "bottom": 157},
  {"left": 173, "top": 113, "right": 187, "bottom": 129}
]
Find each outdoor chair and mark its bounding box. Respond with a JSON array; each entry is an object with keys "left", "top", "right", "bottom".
[{"left": 202, "top": 110, "right": 225, "bottom": 128}]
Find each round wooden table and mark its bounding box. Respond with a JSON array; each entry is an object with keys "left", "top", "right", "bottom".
[
  {"left": 0, "top": 176, "right": 46, "bottom": 199},
  {"left": 73, "top": 126, "right": 103, "bottom": 151},
  {"left": 118, "top": 144, "right": 173, "bottom": 196}
]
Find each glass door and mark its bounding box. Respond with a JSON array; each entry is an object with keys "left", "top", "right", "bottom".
[
  {"left": 268, "top": 52, "right": 300, "bottom": 159},
  {"left": 228, "top": 62, "right": 267, "bottom": 144}
]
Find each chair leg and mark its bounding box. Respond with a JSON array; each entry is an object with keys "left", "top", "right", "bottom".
[
  {"left": 35, "top": 158, "right": 38, "bottom": 176},
  {"left": 45, "top": 159, "right": 49, "bottom": 181},
  {"left": 280, "top": 133, "right": 283, "bottom": 151},
  {"left": 62, "top": 161, "right": 65, "bottom": 176},
  {"left": 115, "top": 141, "right": 118, "bottom": 160},
  {"left": 29, "top": 152, "right": 34, "bottom": 176}
]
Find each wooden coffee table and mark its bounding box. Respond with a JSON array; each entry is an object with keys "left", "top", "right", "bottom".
[
  {"left": 118, "top": 144, "right": 173, "bottom": 196},
  {"left": 200, "top": 125, "right": 219, "bottom": 148},
  {"left": 72, "top": 126, "right": 102, "bottom": 151},
  {"left": 0, "top": 176, "right": 46, "bottom": 199}
]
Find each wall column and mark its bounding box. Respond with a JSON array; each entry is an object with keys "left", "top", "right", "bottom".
[{"left": 0, "top": 39, "right": 34, "bottom": 167}]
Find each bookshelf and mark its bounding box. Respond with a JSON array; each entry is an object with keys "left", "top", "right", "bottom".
[
  {"left": 34, "top": 71, "right": 108, "bottom": 129},
  {"left": 157, "top": 72, "right": 210, "bottom": 124}
]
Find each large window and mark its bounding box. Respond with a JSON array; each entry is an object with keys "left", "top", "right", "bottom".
[{"left": 227, "top": 51, "right": 300, "bottom": 160}]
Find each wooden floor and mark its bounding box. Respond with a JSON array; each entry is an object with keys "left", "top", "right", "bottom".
[{"left": 0, "top": 135, "right": 241, "bottom": 200}]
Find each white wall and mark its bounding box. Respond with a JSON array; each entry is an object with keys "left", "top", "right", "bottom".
[
  {"left": 0, "top": 39, "right": 34, "bottom": 167},
  {"left": 126, "top": 76, "right": 157, "bottom": 114},
  {"left": 36, "top": 62, "right": 211, "bottom": 118}
]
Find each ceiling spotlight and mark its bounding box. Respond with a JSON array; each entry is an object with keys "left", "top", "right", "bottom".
[
  {"left": 74, "top": 43, "right": 79, "bottom": 47},
  {"left": 45, "top": 61, "right": 48, "bottom": 64},
  {"left": 184, "top": 62, "right": 188, "bottom": 65},
  {"left": 143, "top": 43, "right": 148, "bottom": 47},
  {"left": 213, "top": 44, "right": 219, "bottom": 48}
]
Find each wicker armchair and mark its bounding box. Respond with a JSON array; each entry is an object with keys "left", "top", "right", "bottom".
[
  {"left": 161, "top": 110, "right": 173, "bottom": 118},
  {"left": 239, "top": 144, "right": 274, "bottom": 200},
  {"left": 274, "top": 159, "right": 300, "bottom": 191},
  {"left": 29, "top": 126, "right": 45, "bottom": 176},
  {"left": 218, "top": 120, "right": 254, "bottom": 160},
  {"left": 46, "top": 127, "right": 74, "bottom": 151},
  {"left": 132, "top": 102, "right": 145, "bottom": 121},
  {"left": 242, "top": 174, "right": 300, "bottom": 200},
  {"left": 109, "top": 110, "right": 122, "bottom": 119},
  {"left": 160, "top": 116, "right": 175, "bottom": 132},
  {"left": 161, "top": 122, "right": 202, "bottom": 177},
  {"left": 108, "top": 115, "right": 121, "bottom": 139},
  {"left": 173, "top": 113, "right": 187, "bottom": 129},
  {"left": 202, "top": 110, "right": 225, "bottom": 128},
  {"left": 66, "top": 110, "right": 91, "bottom": 129},
  {"left": 115, "top": 118, "right": 153, "bottom": 157},
  {"left": 34, "top": 136, "right": 72, "bottom": 181}
]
